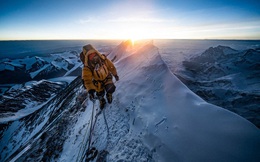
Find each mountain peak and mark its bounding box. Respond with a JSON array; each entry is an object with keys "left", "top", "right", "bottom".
[{"left": 204, "top": 45, "right": 237, "bottom": 56}]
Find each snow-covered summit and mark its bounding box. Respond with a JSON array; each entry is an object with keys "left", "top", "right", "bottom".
[{"left": 107, "top": 41, "right": 260, "bottom": 161}]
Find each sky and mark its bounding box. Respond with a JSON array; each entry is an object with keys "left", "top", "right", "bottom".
[{"left": 0, "top": 0, "right": 260, "bottom": 40}]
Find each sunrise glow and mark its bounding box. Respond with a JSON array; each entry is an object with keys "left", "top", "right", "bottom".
[{"left": 0, "top": 0, "right": 259, "bottom": 40}]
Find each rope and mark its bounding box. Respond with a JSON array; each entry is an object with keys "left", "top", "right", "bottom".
[
  {"left": 82, "top": 104, "right": 110, "bottom": 162},
  {"left": 77, "top": 100, "right": 96, "bottom": 162},
  {"left": 80, "top": 99, "right": 105, "bottom": 162},
  {"left": 76, "top": 78, "right": 118, "bottom": 161},
  {"left": 76, "top": 112, "right": 91, "bottom": 162},
  {"left": 88, "top": 101, "right": 96, "bottom": 151},
  {"left": 100, "top": 109, "right": 110, "bottom": 157},
  {"left": 93, "top": 109, "right": 110, "bottom": 162},
  {"left": 103, "top": 110, "right": 110, "bottom": 144}
]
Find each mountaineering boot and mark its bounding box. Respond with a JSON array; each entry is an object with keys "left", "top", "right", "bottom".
[
  {"left": 106, "top": 93, "right": 113, "bottom": 104},
  {"left": 100, "top": 98, "right": 106, "bottom": 110}
]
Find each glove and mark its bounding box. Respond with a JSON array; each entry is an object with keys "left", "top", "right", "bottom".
[
  {"left": 114, "top": 75, "right": 119, "bottom": 81},
  {"left": 88, "top": 89, "right": 95, "bottom": 101}
]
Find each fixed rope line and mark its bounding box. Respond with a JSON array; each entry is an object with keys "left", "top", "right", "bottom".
[
  {"left": 103, "top": 109, "right": 110, "bottom": 149},
  {"left": 81, "top": 101, "right": 111, "bottom": 162},
  {"left": 81, "top": 99, "right": 106, "bottom": 162},
  {"left": 76, "top": 112, "right": 92, "bottom": 162},
  {"left": 78, "top": 100, "right": 96, "bottom": 162},
  {"left": 88, "top": 100, "right": 96, "bottom": 151},
  {"left": 77, "top": 76, "right": 119, "bottom": 161}
]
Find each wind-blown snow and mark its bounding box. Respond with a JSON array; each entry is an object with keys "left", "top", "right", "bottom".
[{"left": 106, "top": 41, "right": 260, "bottom": 161}]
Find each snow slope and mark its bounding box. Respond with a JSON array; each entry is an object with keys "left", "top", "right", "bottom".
[
  {"left": 1, "top": 40, "right": 259, "bottom": 162},
  {"left": 0, "top": 78, "right": 75, "bottom": 123},
  {"left": 113, "top": 41, "right": 259, "bottom": 161},
  {"left": 62, "top": 41, "right": 260, "bottom": 161}
]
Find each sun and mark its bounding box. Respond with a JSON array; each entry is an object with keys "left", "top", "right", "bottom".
[
  {"left": 130, "top": 38, "right": 136, "bottom": 46},
  {"left": 129, "top": 34, "right": 145, "bottom": 46}
]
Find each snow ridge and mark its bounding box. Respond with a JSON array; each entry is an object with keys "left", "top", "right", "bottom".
[{"left": 86, "top": 40, "right": 260, "bottom": 161}]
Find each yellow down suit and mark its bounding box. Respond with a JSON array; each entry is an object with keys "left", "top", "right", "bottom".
[{"left": 82, "top": 47, "right": 118, "bottom": 94}]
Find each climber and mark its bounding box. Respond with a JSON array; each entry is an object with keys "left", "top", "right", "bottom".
[{"left": 81, "top": 44, "right": 119, "bottom": 109}]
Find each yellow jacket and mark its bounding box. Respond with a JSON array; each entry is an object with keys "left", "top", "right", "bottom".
[{"left": 82, "top": 48, "right": 118, "bottom": 92}]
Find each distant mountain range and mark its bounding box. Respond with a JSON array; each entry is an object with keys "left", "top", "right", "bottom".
[
  {"left": 0, "top": 51, "right": 82, "bottom": 94},
  {"left": 0, "top": 51, "right": 82, "bottom": 84},
  {"left": 176, "top": 45, "right": 260, "bottom": 127}
]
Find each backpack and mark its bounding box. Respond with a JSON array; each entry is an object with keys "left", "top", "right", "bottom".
[
  {"left": 92, "top": 62, "right": 109, "bottom": 81},
  {"left": 80, "top": 51, "right": 85, "bottom": 64}
]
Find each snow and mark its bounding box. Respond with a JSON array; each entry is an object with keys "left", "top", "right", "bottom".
[
  {"left": 35, "top": 56, "right": 45, "bottom": 62},
  {"left": 18, "top": 57, "right": 37, "bottom": 70},
  {"left": 29, "top": 64, "right": 50, "bottom": 79},
  {"left": 10, "top": 57, "right": 37, "bottom": 70},
  {"left": 8, "top": 84, "right": 23, "bottom": 91},
  {"left": 4, "top": 62, "right": 24, "bottom": 68},
  {"left": 60, "top": 100, "right": 93, "bottom": 162},
  {"left": 1, "top": 50, "right": 81, "bottom": 81},
  {"left": 2, "top": 63, "right": 15, "bottom": 71},
  {"left": 110, "top": 41, "right": 259, "bottom": 161},
  {"left": 64, "top": 63, "right": 82, "bottom": 76},
  {"left": 0, "top": 95, "right": 55, "bottom": 123},
  {"left": 51, "top": 60, "right": 68, "bottom": 70},
  {"left": 47, "top": 76, "right": 77, "bottom": 84},
  {"left": 1, "top": 40, "right": 260, "bottom": 162},
  {"left": 59, "top": 41, "right": 260, "bottom": 161}
]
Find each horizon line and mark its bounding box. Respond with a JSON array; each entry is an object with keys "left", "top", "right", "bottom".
[{"left": 1, "top": 38, "right": 260, "bottom": 41}]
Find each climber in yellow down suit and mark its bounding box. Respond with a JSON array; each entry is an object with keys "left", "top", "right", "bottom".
[{"left": 80, "top": 44, "right": 119, "bottom": 109}]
